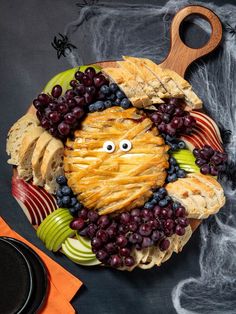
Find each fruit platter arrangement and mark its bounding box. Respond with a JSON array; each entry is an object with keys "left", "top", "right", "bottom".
[{"left": 6, "top": 6, "right": 227, "bottom": 270}]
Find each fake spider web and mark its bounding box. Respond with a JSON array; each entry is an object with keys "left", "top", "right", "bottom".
[{"left": 53, "top": 1, "right": 236, "bottom": 313}]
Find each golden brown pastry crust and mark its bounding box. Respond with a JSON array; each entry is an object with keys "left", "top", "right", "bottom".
[{"left": 64, "top": 107, "right": 169, "bottom": 215}]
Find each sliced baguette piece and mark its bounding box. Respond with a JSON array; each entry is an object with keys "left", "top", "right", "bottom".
[
  {"left": 123, "top": 56, "right": 170, "bottom": 98},
  {"left": 166, "top": 173, "right": 225, "bottom": 219},
  {"left": 132, "top": 57, "right": 185, "bottom": 98},
  {"left": 163, "top": 68, "right": 203, "bottom": 109},
  {"left": 32, "top": 131, "right": 53, "bottom": 186},
  {"left": 17, "top": 126, "right": 44, "bottom": 181},
  {"left": 6, "top": 113, "right": 40, "bottom": 165},
  {"left": 41, "top": 138, "right": 64, "bottom": 194},
  {"left": 117, "top": 60, "right": 164, "bottom": 104}
]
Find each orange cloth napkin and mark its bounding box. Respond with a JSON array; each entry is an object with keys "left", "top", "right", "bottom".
[{"left": 0, "top": 217, "right": 83, "bottom": 314}]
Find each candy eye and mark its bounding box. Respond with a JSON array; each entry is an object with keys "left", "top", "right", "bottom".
[
  {"left": 103, "top": 141, "right": 116, "bottom": 153},
  {"left": 119, "top": 140, "right": 132, "bottom": 152}
]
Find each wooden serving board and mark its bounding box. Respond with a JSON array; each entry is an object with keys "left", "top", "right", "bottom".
[{"left": 21, "top": 5, "right": 223, "bottom": 233}]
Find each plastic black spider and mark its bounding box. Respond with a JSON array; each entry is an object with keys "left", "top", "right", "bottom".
[
  {"left": 224, "top": 22, "right": 236, "bottom": 36},
  {"left": 51, "top": 33, "right": 77, "bottom": 59}
]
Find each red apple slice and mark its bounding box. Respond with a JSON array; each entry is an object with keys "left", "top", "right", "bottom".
[
  {"left": 181, "top": 111, "right": 224, "bottom": 152},
  {"left": 12, "top": 176, "right": 58, "bottom": 225}
]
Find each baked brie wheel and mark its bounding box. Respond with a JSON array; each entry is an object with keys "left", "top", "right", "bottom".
[{"left": 64, "top": 107, "right": 169, "bottom": 215}]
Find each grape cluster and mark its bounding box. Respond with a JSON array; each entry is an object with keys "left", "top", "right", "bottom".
[
  {"left": 70, "top": 187, "right": 189, "bottom": 268},
  {"left": 162, "top": 134, "right": 186, "bottom": 151},
  {"left": 166, "top": 157, "right": 186, "bottom": 183},
  {"left": 193, "top": 145, "right": 227, "bottom": 176},
  {"left": 55, "top": 176, "right": 83, "bottom": 216},
  {"left": 150, "top": 98, "right": 196, "bottom": 136}
]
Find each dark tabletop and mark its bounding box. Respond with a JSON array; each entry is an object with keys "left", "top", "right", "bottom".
[{"left": 0, "top": 1, "right": 233, "bottom": 313}]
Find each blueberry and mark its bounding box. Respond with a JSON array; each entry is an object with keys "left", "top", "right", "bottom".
[
  {"left": 56, "top": 189, "right": 63, "bottom": 198},
  {"left": 70, "top": 197, "right": 78, "bottom": 207},
  {"left": 88, "top": 103, "right": 96, "bottom": 112},
  {"left": 104, "top": 100, "right": 112, "bottom": 108},
  {"left": 159, "top": 199, "right": 168, "bottom": 207},
  {"left": 109, "top": 83, "right": 118, "bottom": 93},
  {"left": 144, "top": 202, "right": 154, "bottom": 210},
  {"left": 120, "top": 98, "right": 131, "bottom": 109},
  {"left": 150, "top": 199, "right": 157, "bottom": 206},
  {"left": 115, "top": 98, "right": 121, "bottom": 105},
  {"left": 116, "top": 90, "right": 125, "bottom": 99},
  {"left": 61, "top": 186, "right": 72, "bottom": 196},
  {"left": 169, "top": 157, "right": 177, "bottom": 165},
  {"left": 74, "top": 202, "right": 83, "bottom": 211},
  {"left": 172, "top": 202, "right": 181, "bottom": 210},
  {"left": 171, "top": 143, "right": 178, "bottom": 151},
  {"left": 56, "top": 175, "right": 67, "bottom": 185},
  {"left": 94, "top": 101, "right": 104, "bottom": 111},
  {"left": 165, "top": 195, "right": 172, "bottom": 203},
  {"left": 56, "top": 198, "right": 63, "bottom": 207},
  {"left": 178, "top": 141, "right": 186, "bottom": 149},
  {"left": 158, "top": 187, "right": 167, "bottom": 198},
  {"left": 69, "top": 207, "right": 79, "bottom": 217},
  {"left": 167, "top": 173, "right": 177, "bottom": 183},
  {"left": 168, "top": 165, "right": 175, "bottom": 174},
  {"left": 153, "top": 192, "right": 161, "bottom": 201},
  {"left": 100, "top": 85, "right": 110, "bottom": 95},
  {"left": 62, "top": 195, "right": 71, "bottom": 206},
  {"left": 166, "top": 135, "right": 174, "bottom": 142},
  {"left": 177, "top": 169, "right": 186, "bottom": 178},
  {"left": 107, "top": 93, "right": 116, "bottom": 101}
]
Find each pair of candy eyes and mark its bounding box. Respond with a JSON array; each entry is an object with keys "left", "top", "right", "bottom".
[{"left": 103, "top": 140, "right": 132, "bottom": 153}]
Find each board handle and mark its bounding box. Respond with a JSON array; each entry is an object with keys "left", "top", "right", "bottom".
[{"left": 159, "top": 5, "right": 222, "bottom": 77}]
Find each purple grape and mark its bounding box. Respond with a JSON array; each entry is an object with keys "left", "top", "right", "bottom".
[
  {"left": 129, "top": 233, "right": 142, "bottom": 244},
  {"left": 139, "top": 223, "right": 152, "bottom": 236},
  {"left": 151, "top": 230, "right": 160, "bottom": 242},
  {"left": 70, "top": 80, "right": 78, "bottom": 88},
  {"left": 165, "top": 219, "right": 174, "bottom": 230},
  {"left": 41, "top": 117, "right": 50, "bottom": 129},
  {"left": 96, "top": 250, "right": 108, "bottom": 262},
  {"left": 106, "top": 226, "right": 117, "bottom": 239},
  {"left": 184, "top": 115, "right": 196, "bottom": 127},
  {"left": 210, "top": 165, "right": 218, "bottom": 176},
  {"left": 64, "top": 113, "right": 76, "bottom": 125},
  {"left": 67, "top": 99, "right": 76, "bottom": 109},
  {"left": 153, "top": 206, "right": 161, "bottom": 218},
  {"left": 178, "top": 217, "right": 189, "bottom": 227},
  {"left": 87, "top": 223, "right": 97, "bottom": 238},
  {"left": 120, "top": 212, "right": 131, "bottom": 224},
  {"left": 75, "top": 84, "right": 86, "bottom": 96},
  {"left": 110, "top": 255, "right": 122, "bottom": 268},
  {"left": 85, "top": 67, "right": 96, "bottom": 79},
  {"left": 175, "top": 225, "right": 185, "bottom": 236},
  {"left": 49, "top": 127, "right": 59, "bottom": 137},
  {"left": 49, "top": 111, "right": 61, "bottom": 123},
  {"left": 86, "top": 86, "right": 96, "bottom": 95},
  {"left": 130, "top": 208, "right": 141, "bottom": 216},
  {"left": 52, "top": 85, "right": 62, "bottom": 98},
  {"left": 200, "top": 164, "right": 210, "bottom": 175},
  {"left": 195, "top": 158, "right": 207, "bottom": 167},
  {"left": 116, "top": 235, "right": 128, "bottom": 248},
  {"left": 70, "top": 218, "right": 85, "bottom": 230},
  {"left": 124, "top": 256, "right": 135, "bottom": 267},
  {"left": 97, "top": 215, "right": 110, "bottom": 229},
  {"left": 175, "top": 206, "right": 186, "bottom": 217},
  {"left": 58, "top": 103, "right": 69, "bottom": 114},
  {"left": 128, "top": 222, "right": 138, "bottom": 232},
  {"left": 87, "top": 210, "right": 99, "bottom": 223},
  {"left": 165, "top": 103, "right": 175, "bottom": 114},
  {"left": 65, "top": 89, "right": 75, "bottom": 100},
  {"left": 142, "top": 237, "right": 153, "bottom": 248},
  {"left": 82, "top": 75, "right": 92, "bottom": 86},
  {"left": 38, "top": 93, "right": 50, "bottom": 105},
  {"left": 133, "top": 215, "right": 141, "bottom": 224},
  {"left": 105, "top": 242, "right": 117, "bottom": 254},
  {"left": 93, "top": 75, "right": 107, "bottom": 88},
  {"left": 119, "top": 247, "right": 131, "bottom": 257},
  {"left": 159, "top": 238, "right": 170, "bottom": 251},
  {"left": 48, "top": 102, "right": 58, "bottom": 111},
  {"left": 118, "top": 224, "right": 128, "bottom": 234},
  {"left": 193, "top": 148, "right": 200, "bottom": 158},
  {"left": 84, "top": 93, "right": 94, "bottom": 104},
  {"left": 75, "top": 71, "right": 84, "bottom": 82},
  {"left": 96, "top": 230, "right": 109, "bottom": 243},
  {"left": 151, "top": 113, "right": 162, "bottom": 124},
  {"left": 58, "top": 122, "right": 70, "bottom": 136},
  {"left": 78, "top": 208, "right": 88, "bottom": 219},
  {"left": 91, "top": 237, "right": 102, "bottom": 249},
  {"left": 147, "top": 219, "right": 158, "bottom": 230},
  {"left": 33, "top": 99, "right": 43, "bottom": 110},
  {"left": 78, "top": 227, "right": 88, "bottom": 237},
  {"left": 211, "top": 153, "right": 222, "bottom": 165},
  {"left": 36, "top": 110, "right": 43, "bottom": 121}
]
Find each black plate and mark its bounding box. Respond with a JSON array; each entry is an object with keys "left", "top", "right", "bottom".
[
  {"left": 0, "top": 238, "right": 33, "bottom": 314},
  {"left": 2, "top": 237, "right": 48, "bottom": 314}
]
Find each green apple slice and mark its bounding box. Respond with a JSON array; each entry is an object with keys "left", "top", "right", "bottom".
[
  {"left": 62, "top": 244, "right": 101, "bottom": 266},
  {"left": 52, "top": 228, "right": 76, "bottom": 252},
  {"left": 65, "top": 238, "right": 95, "bottom": 256},
  {"left": 43, "top": 65, "right": 101, "bottom": 95},
  {"left": 76, "top": 233, "right": 92, "bottom": 249},
  {"left": 37, "top": 208, "right": 69, "bottom": 238},
  {"left": 39, "top": 211, "right": 72, "bottom": 242},
  {"left": 45, "top": 217, "right": 73, "bottom": 250},
  {"left": 63, "top": 243, "right": 94, "bottom": 261},
  {"left": 171, "top": 149, "right": 199, "bottom": 173}
]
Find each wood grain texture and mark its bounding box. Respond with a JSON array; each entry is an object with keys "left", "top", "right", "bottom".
[{"left": 22, "top": 5, "right": 223, "bottom": 233}]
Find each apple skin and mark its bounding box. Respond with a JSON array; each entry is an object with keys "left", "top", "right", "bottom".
[
  {"left": 52, "top": 228, "right": 76, "bottom": 252},
  {"left": 66, "top": 238, "right": 95, "bottom": 257},
  {"left": 46, "top": 222, "right": 75, "bottom": 251},
  {"left": 62, "top": 244, "right": 101, "bottom": 266},
  {"left": 76, "top": 233, "right": 93, "bottom": 249},
  {"left": 43, "top": 65, "right": 102, "bottom": 95}
]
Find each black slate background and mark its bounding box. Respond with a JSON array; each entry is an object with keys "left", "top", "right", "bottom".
[{"left": 0, "top": 1, "right": 233, "bottom": 313}]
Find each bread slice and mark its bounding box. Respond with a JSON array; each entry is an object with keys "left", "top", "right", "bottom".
[
  {"left": 6, "top": 113, "right": 40, "bottom": 165},
  {"left": 123, "top": 56, "right": 170, "bottom": 98},
  {"left": 17, "top": 126, "right": 44, "bottom": 181},
  {"left": 165, "top": 173, "right": 225, "bottom": 219},
  {"left": 41, "top": 138, "right": 64, "bottom": 194},
  {"left": 32, "top": 131, "right": 53, "bottom": 186}
]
